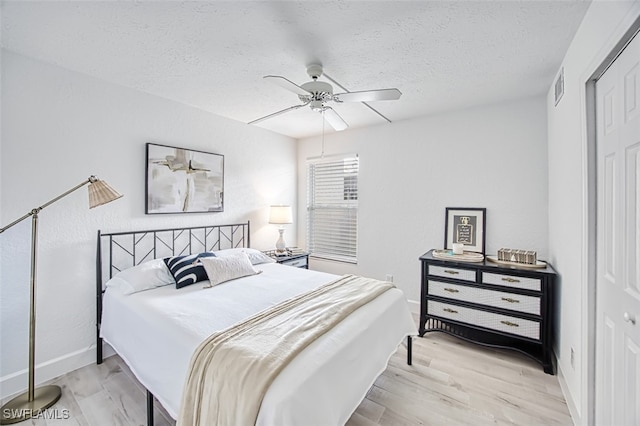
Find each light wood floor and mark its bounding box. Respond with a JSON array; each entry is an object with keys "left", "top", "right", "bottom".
[{"left": 2, "top": 332, "right": 572, "bottom": 425}]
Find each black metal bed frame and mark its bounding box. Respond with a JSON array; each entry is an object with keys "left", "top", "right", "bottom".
[
  {"left": 95, "top": 220, "right": 412, "bottom": 425},
  {"left": 96, "top": 221, "right": 250, "bottom": 425},
  {"left": 96, "top": 221, "right": 251, "bottom": 364}
]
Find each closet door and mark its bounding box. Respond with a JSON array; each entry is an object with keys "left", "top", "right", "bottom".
[{"left": 595, "top": 31, "right": 640, "bottom": 425}]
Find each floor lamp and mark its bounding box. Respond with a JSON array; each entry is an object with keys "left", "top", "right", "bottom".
[{"left": 0, "top": 176, "right": 122, "bottom": 425}]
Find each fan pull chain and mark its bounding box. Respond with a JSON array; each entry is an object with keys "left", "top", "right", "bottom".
[{"left": 321, "top": 111, "right": 325, "bottom": 158}]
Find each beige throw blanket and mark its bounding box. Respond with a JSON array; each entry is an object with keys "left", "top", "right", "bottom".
[{"left": 177, "top": 274, "right": 394, "bottom": 426}]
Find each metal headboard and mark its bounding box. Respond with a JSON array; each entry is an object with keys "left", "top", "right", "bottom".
[{"left": 95, "top": 221, "right": 250, "bottom": 364}]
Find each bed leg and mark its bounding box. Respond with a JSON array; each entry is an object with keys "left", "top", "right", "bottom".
[
  {"left": 407, "top": 335, "right": 413, "bottom": 366},
  {"left": 147, "top": 390, "right": 154, "bottom": 426},
  {"left": 96, "top": 336, "right": 103, "bottom": 365}
]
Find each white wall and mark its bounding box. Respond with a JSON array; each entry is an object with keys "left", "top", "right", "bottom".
[
  {"left": 297, "top": 96, "right": 549, "bottom": 307},
  {"left": 547, "top": 2, "right": 640, "bottom": 424},
  {"left": 0, "top": 50, "right": 297, "bottom": 398}
]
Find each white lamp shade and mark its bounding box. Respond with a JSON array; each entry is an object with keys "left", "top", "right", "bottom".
[{"left": 269, "top": 205, "right": 293, "bottom": 224}]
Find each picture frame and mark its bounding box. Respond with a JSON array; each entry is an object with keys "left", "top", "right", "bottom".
[
  {"left": 146, "top": 143, "right": 224, "bottom": 214},
  {"left": 444, "top": 207, "right": 486, "bottom": 254}
]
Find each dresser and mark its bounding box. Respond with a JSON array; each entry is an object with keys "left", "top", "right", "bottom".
[{"left": 419, "top": 249, "right": 556, "bottom": 374}]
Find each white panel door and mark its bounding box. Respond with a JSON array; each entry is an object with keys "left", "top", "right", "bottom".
[{"left": 595, "top": 31, "right": 640, "bottom": 426}]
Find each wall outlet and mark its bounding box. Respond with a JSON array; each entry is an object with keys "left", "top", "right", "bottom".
[
  {"left": 385, "top": 274, "right": 393, "bottom": 283},
  {"left": 570, "top": 347, "right": 575, "bottom": 369}
]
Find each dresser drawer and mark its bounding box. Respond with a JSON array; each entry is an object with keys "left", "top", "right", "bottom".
[
  {"left": 428, "top": 281, "right": 541, "bottom": 315},
  {"left": 482, "top": 272, "right": 541, "bottom": 292},
  {"left": 280, "top": 256, "right": 308, "bottom": 268},
  {"left": 428, "top": 265, "right": 475, "bottom": 282},
  {"left": 427, "top": 300, "right": 540, "bottom": 340}
]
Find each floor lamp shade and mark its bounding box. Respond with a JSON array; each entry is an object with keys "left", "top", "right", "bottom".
[
  {"left": 88, "top": 177, "right": 123, "bottom": 208},
  {"left": 0, "top": 175, "right": 122, "bottom": 425},
  {"left": 269, "top": 205, "right": 293, "bottom": 254}
]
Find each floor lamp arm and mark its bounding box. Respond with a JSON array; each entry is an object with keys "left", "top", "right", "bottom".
[
  {"left": 0, "top": 178, "right": 93, "bottom": 233},
  {"left": 0, "top": 209, "right": 37, "bottom": 234}
]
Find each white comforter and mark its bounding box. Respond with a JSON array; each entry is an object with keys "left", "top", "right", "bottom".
[{"left": 101, "top": 263, "right": 416, "bottom": 425}]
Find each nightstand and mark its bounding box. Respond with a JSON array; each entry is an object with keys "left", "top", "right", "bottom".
[{"left": 263, "top": 250, "right": 309, "bottom": 269}]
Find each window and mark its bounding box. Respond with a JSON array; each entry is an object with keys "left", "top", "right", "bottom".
[{"left": 307, "top": 154, "right": 359, "bottom": 263}]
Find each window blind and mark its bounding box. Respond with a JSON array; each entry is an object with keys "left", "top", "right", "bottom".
[{"left": 307, "top": 154, "right": 359, "bottom": 263}]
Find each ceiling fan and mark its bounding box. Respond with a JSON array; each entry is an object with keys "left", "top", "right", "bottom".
[{"left": 248, "top": 63, "right": 402, "bottom": 131}]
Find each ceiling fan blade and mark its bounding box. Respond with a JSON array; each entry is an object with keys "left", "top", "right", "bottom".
[
  {"left": 248, "top": 102, "right": 309, "bottom": 125},
  {"left": 264, "top": 75, "right": 311, "bottom": 97},
  {"left": 323, "top": 107, "right": 348, "bottom": 131},
  {"left": 334, "top": 88, "right": 402, "bottom": 103}
]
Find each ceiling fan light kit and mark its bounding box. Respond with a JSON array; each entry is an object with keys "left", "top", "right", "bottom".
[{"left": 249, "top": 63, "right": 402, "bottom": 131}]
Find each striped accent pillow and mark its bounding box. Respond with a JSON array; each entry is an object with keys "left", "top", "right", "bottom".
[{"left": 164, "top": 252, "right": 216, "bottom": 289}]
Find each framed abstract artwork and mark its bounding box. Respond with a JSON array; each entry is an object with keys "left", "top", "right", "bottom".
[
  {"left": 444, "top": 207, "right": 486, "bottom": 254},
  {"left": 146, "top": 143, "right": 224, "bottom": 214}
]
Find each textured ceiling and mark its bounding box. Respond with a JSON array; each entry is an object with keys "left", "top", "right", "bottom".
[{"left": 1, "top": 1, "right": 591, "bottom": 139}]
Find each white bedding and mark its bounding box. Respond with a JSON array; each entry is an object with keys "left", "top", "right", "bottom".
[{"left": 101, "top": 263, "right": 417, "bottom": 425}]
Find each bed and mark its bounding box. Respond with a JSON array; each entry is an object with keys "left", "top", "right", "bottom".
[{"left": 96, "top": 222, "right": 417, "bottom": 425}]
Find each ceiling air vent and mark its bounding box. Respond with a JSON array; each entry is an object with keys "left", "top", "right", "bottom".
[{"left": 554, "top": 67, "right": 564, "bottom": 106}]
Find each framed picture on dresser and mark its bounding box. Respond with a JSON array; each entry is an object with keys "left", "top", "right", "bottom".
[
  {"left": 145, "top": 143, "right": 224, "bottom": 214},
  {"left": 444, "top": 207, "right": 486, "bottom": 254}
]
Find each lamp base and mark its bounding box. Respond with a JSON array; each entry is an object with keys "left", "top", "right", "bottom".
[
  {"left": 0, "top": 385, "right": 61, "bottom": 424},
  {"left": 275, "top": 228, "right": 287, "bottom": 254}
]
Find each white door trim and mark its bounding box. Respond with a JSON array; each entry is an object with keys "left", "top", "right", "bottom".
[{"left": 582, "top": 11, "right": 640, "bottom": 426}]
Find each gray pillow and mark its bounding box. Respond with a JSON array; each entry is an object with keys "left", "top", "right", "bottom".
[{"left": 199, "top": 251, "right": 261, "bottom": 288}]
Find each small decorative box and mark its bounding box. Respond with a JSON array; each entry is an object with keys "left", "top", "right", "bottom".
[{"left": 497, "top": 248, "right": 537, "bottom": 265}]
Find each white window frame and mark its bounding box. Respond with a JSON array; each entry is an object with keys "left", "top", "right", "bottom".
[{"left": 306, "top": 154, "right": 359, "bottom": 264}]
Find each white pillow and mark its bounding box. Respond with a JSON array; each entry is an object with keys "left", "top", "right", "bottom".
[
  {"left": 199, "top": 252, "right": 261, "bottom": 288},
  {"left": 105, "top": 258, "right": 175, "bottom": 295},
  {"left": 213, "top": 248, "right": 275, "bottom": 265}
]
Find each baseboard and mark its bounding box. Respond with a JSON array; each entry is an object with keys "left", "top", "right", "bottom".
[
  {"left": 557, "top": 361, "right": 580, "bottom": 426},
  {"left": 407, "top": 299, "right": 420, "bottom": 315},
  {"left": 0, "top": 343, "right": 115, "bottom": 400}
]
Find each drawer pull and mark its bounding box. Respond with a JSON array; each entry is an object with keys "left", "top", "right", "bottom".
[
  {"left": 443, "top": 308, "right": 458, "bottom": 314},
  {"left": 501, "top": 297, "right": 520, "bottom": 303},
  {"left": 444, "top": 270, "right": 460, "bottom": 275},
  {"left": 444, "top": 288, "right": 460, "bottom": 293},
  {"left": 501, "top": 320, "right": 520, "bottom": 327},
  {"left": 502, "top": 277, "right": 521, "bottom": 283}
]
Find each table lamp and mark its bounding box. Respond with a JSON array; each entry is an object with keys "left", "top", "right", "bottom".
[{"left": 269, "top": 205, "right": 292, "bottom": 255}]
